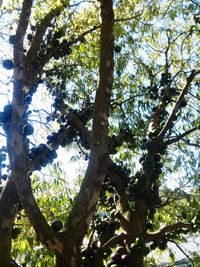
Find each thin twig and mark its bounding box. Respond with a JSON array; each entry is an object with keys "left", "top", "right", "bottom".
[{"left": 169, "top": 240, "right": 194, "bottom": 267}]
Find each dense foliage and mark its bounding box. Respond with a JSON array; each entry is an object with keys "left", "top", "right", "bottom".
[{"left": 0, "top": 0, "right": 199, "bottom": 266}]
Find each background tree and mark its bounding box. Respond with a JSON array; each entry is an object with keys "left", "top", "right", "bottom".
[{"left": 0, "top": 0, "right": 199, "bottom": 266}]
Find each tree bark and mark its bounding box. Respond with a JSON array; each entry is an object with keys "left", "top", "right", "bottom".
[
  {"left": 0, "top": 1, "right": 33, "bottom": 263},
  {"left": 132, "top": 257, "right": 144, "bottom": 267},
  {"left": 61, "top": 1, "right": 115, "bottom": 265},
  {"left": 0, "top": 180, "right": 19, "bottom": 266},
  {"left": 0, "top": 234, "right": 11, "bottom": 267},
  {"left": 129, "top": 249, "right": 145, "bottom": 267}
]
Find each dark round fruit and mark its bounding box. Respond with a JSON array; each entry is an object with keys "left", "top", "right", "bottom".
[
  {"left": 31, "top": 25, "right": 36, "bottom": 31},
  {"left": 107, "top": 196, "right": 114, "bottom": 205},
  {"left": 40, "top": 43, "right": 47, "bottom": 50},
  {"left": 0, "top": 112, "right": 6, "bottom": 123},
  {"left": 54, "top": 29, "right": 65, "bottom": 39},
  {"left": 114, "top": 45, "right": 122, "bottom": 53},
  {"left": 4, "top": 104, "right": 12, "bottom": 115},
  {"left": 150, "top": 92, "right": 154, "bottom": 99},
  {"left": 150, "top": 243, "right": 157, "bottom": 250},
  {"left": 39, "top": 156, "right": 48, "bottom": 167},
  {"left": 152, "top": 106, "right": 158, "bottom": 112},
  {"left": 23, "top": 124, "right": 34, "bottom": 136},
  {"left": 2, "top": 174, "right": 8, "bottom": 180},
  {"left": 155, "top": 162, "right": 163, "bottom": 169},
  {"left": 142, "top": 138, "right": 148, "bottom": 143},
  {"left": 110, "top": 252, "right": 121, "bottom": 263},
  {"left": 80, "top": 36, "right": 86, "bottom": 43},
  {"left": 159, "top": 242, "right": 167, "bottom": 250},
  {"left": 25, "top": 96, "right": 32, "bottom": 104},
  {"left": 121, "top": 254, "right": 131, "bottom": 264},
  {"left": 3, "top": 59, "right": 14, "bottom": 70},
  {"left": 9, "top": 35, "right": 15, "bottom": 45},
  {"left": 46, "top": 116, "right": 51, "bottom": 122},
  {"left": 142, "top": 155, "right": 154, "bottom": 168},
  {"left": 115, "top": 245, "right": 127, "bottom": 255},
  {"left": 65, "top": 46, "right": 72, "bottom": 55},
  {"left": 107, "top": 260, "right": 116, "bottom": 267},
  {"left": 146, "top": 222, "right": 153, "bottom": 230},
  {"left": 12, "top": 227, "right": 21, "bottom": 239},
  {"left": 2, "top": 122, "right": 10, "bottom": 133},
  {"left": 139, "top": 155, "right": 145, "bottom": 164},
  {"left": 51, "top": 219, "right": 63, "bottom": 232},
  {"left": 154, "top": 167, "right": 162, "bottom": 175},
  {"left": 37, "top": 51, "right": 44, "bottom": 59},
  {"left": 81, "top": 256, "right": 90, "bottom": 265},
  {"left": 172, "top": 115, "right": 178, "bottom": 121},
  {"left": 181, "top": 211, "right": 187, "bottom": 219},
  {"left": 54, "top": 52, "right": 60, "bottom": 60},
  {"left": 180, "top": 99, "right": 187, "bottom": 108},
  {"left": 37, "top": 143, "right": 47, "bottom": 154},
  {"left": 27, "top": 33, "right": 33, "bottom": 41},
  {"left": 1, "top": 153, "right": 6, "bottom": 160},
  {"left": 154, "top": 153, "right": 161, "bottom": 162},
  {"left": 142, "top": 245, "right": 150, "bottom": 255},
  {"left": 48, "top": 149, "right": 57, "bottom": 160}
]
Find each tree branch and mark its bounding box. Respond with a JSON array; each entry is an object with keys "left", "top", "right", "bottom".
[
  {"left": 145, "top": 221, "right": 192, "bottom": 242},
  {"left": 108, "top": 160, "right": 131, "bottom": 215},
  {"left": 183, "top": 141, "right": 200, "bottom": 148},
  {"left": 97, "top": 233, "right": 129, "bottom": 255},
  {"left": 0, "top": 3, "right": 33, "bottom": 264},
  {"left": 26, "top": 6, "right": 63, "bottom": 58},
  {"left": 159, "top": 182, "right": 191, "bottom": 208},
  {"left": 158, "top": 69, "right": 200, "bottom": 138},
  {"left": 93, "top": 220, "right": 193, "bottom": 260},
  {"left": 165, "top": 126, "right": 198, "bottom": 146},
  {"left": 169, "top": 240, "right": 194, "bottom": 267},
  {"left": 12, "top": 155, "right": 64, "bottom": 253},
  {"left": 8, "top": 0, "right": 65, "bottom": 257},
  {"left": 14, "top": 0, "right": 33, "bottom": 54},
  {"left": 63, "top": 0, "right": 115, "bottom": 262},
  {"left": 115, "top": 12, "right": 143, "bottom": 22}
]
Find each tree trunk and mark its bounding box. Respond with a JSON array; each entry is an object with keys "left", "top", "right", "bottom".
[
  {"left": 130, "top": 251, "right": 145, "bottom": 267},
  {"left": 132, "top": 257, "right": 144, "bottom": 267},
  {"left": 0, "top": 180, "right": 19, "bottom": 266},
  {"left": 55, "top": 257, "right": 67, "bottom": 267},
  {"left": 55, "top": 255, "right": 78, "bottom": 267},
  {"left": 0, "top": 234, "right": 12, "bottom": 266}
]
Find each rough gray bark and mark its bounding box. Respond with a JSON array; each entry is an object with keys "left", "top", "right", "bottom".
[{"left": 0, "top": 180, "right": 19, "bottom": 266}]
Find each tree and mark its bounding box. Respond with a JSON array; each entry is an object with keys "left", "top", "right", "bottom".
[{"left": 0, "top": 0, "right": 199, "bottom": 266}]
